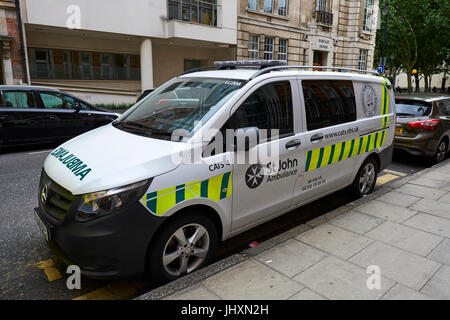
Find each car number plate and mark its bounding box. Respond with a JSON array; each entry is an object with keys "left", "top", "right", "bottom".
[
  {"left": 34, "top": 210, "right": 50, "bottom": 242},
  {"left": 395, "top": 128, "right": 403, "bottom": 134}
]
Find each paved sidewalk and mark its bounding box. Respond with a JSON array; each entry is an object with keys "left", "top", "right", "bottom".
[{"left": 138, "top": 159, "right": 450, "bottom": 300}]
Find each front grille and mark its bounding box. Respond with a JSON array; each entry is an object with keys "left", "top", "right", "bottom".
[{"left": 40, "top": 171, "right": 74, "bottom": 220}]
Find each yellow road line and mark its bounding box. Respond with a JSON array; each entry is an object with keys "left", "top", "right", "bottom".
[
  {"left": 376, "top": 173, "right": 400, "bottom": 187},
  {"left": 31, "top": 259, "right": 62, "bottom": 282},
  {"left": 73, "top": 281, "right": 145, "bottom": 300}
]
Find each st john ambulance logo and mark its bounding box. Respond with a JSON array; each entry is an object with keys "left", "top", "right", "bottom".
[{"left": 245, "top": 164, "right": 264, "bottom": 189}]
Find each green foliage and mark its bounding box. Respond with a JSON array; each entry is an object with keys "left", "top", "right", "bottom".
[{"left": 375, "top": 0, "right": 450, "bottom": 92}]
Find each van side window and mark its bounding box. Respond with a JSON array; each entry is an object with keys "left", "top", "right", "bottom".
[
  {"left": 226, "top": 81, "right": 294, "bottom": 138},
  {"left": 302, "top": 80, "right": 356, "bottom": 131}
]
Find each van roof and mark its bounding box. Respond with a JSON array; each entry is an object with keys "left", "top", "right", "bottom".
[{"left": 179, "top": 69, "right": 386, "bottom": 83}]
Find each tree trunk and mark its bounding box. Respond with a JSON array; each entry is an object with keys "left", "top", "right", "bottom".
[
  {"left": 407, "top": 72, "right": 413, "bottom": 94},
  {"left": 414, "top": 73, "right": 420, "bottom": 92},
  {"left": 424, "top": 72, "right": 430, "bottom": 92}
]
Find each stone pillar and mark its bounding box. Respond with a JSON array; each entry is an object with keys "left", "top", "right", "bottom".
[{"left": 140, "top": 38, "right": 154, "bottom": 92}]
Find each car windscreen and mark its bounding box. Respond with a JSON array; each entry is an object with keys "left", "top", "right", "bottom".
[
  {"left": 396, "top": 100, "right": 432, "bottom": 117},
  {"left": 114, "top": 77, "right": 246, "bottom": 141}
]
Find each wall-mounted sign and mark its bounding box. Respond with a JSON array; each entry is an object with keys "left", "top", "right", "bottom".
[{"left": 313, "top": 37, "right": 332, "bottom": 52}]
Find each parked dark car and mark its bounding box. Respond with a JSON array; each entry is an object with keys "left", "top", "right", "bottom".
[
  {"left": 0, "top": 85, "right": 119, "bottom": 152},
  {"left": 394, "top": 96, "right": 450, "bottom": 163}
]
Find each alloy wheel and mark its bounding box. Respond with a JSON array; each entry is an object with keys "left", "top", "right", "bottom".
[
  {"left": 162, "top": 223, "right": 210, "bottom": 277},
  {"left": 359, "top": 162, "right": 376, "bottom": 195}
]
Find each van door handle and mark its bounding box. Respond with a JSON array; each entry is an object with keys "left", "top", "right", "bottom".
[
  {"left": 310, "top": 133, "right": 324, "bottom": 143},
  {"left": 49, "top": 115, "right": 56, "bottom": 120},
  {"left": 0, "top": 115, "right": 8, "bottom": 120},
  {"left": 285, "top": 139, "right": 302, "bottom": 149}
]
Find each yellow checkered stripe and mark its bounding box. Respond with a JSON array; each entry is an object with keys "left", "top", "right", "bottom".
[
  {"left": 82, "top": 192, "right": 106, "bottom": 205},
  {"left": 305, "top": 130, "right": 387, "bottom": 172},
  {"left": 142, "top": 171, "right": 232, "bottom": 216},
  {"left": 381, "top": 79, "right": 390, "bottom": 129}
]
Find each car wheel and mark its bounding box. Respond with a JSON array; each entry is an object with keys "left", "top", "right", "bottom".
[
  {"left": 350, "top": 157, "right": 378, "bottom": 198},
  {"left": 147, "top": 212, "right": 218, "bottom": 284},
  {"left": 433, "top": 139, "right": 448, "bottom": 164}
]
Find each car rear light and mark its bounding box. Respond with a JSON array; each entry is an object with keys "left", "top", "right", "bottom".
[{"left": 407, "top": 119, "right": 440, "bottom": 131}]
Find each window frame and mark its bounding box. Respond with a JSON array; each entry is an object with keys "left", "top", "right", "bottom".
[
  {"left": 278, "top": 0, "right": 288, "bottom": 16},
  {"left": 263, "top": 37, "right": 274, "bottom": 60},
  {"left": 38, "top": 91, "right": 79, "bottom": 110},
  {"left": 362, "top": 0, "right": 374, "bottom": 32},
  {"left": 248, "top": 34, "right": 260, "bottom": 59},
  {"left": 264, "top": 0, "right": 274, "bottom": 13},
  {"left": 358, "top": 49, "right": 368, "bottom": 70},
  {"left": 316, "top": 0, "right": 327, "bottom": 11},
  {"left": 278, "top": 38, "right": 288, "bottom": 61},
  {"left": 248, "top": 0, "right": 258, "bottom": 10}
]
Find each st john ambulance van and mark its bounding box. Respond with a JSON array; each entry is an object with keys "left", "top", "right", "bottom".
[{"left": 34, "top": 61, "right": 395, "bottom": 281}]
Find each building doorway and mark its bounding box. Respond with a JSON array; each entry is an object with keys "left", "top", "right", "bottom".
[{"left": 313, "top": 51, "right": 327, "bottom": 70}]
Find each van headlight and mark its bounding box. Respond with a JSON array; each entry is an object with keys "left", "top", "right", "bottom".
[{"left": 77, "top": 180, "right": 150, "bottom": 220}]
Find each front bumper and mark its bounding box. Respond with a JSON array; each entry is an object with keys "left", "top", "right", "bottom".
[{"left": 35, "top": 190, "right": 167, "bottom": 279}]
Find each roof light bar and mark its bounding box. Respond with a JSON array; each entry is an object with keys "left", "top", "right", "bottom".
[{"left": 213, "top": 60, "right": 287, "bottom": 68}]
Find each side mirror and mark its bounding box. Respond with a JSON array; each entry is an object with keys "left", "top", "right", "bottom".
[
  {"left": 73, "top": 103, "right": 81, "bottom": 113},
  {"left": 234, "top": 127, "right": 259, "bottom": 152}
]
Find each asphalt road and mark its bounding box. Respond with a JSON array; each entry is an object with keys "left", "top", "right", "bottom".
[{"left": 0, "top": 143, "right": 434, "bottom": 300}]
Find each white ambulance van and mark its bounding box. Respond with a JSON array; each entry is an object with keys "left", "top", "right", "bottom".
[{"left": 35, "top": 61, "right": 395, "bottom": 281}]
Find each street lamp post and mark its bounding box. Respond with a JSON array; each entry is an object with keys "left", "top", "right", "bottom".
[{"left": 381, "top": 0, "right": 389, "bottom": 69}]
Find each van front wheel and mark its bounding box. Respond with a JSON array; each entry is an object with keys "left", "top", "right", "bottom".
[
  {"left": 350, "top": 158, "right": 378, "bottom": 198},
  {"left": 147, "top": 213, "right": 218, "bottom": 284}
]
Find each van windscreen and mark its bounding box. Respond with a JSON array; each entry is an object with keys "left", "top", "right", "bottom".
[{"left": 114, "top": 77, "right": 245, "bottom": 141}]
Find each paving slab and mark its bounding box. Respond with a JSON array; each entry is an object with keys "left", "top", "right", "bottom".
[
  {"left": 202, "top": 259, "right": 303, "bottom": 300},
  {"left": 296, "top": 224, "right": 373, "bottom": 260},
  {"left": 255, "top": 239, "right": 328, "bottom": 278},
  {"left": 330, "top": 211, "right": 386, "bottom": 235},
  {"left": 366, "top": 221, "right": 442, "bottom": 256},
  {"left": 404, "top": 213, "right": 450, "bottom": 238},
  {"left": 396, "top": 183, "right": 447, "bottom": 200},
  {"left": 349, "top": 242, "right": 441, "bottom": 290},
  {"left": 420, "top": 266, "right": 450, "bottom": 300},
  {"left": 438, "top": 192, "right": 450, "bottom": 204},
  {"left": 288, "top": 288, "right": 327, "bottom": 300},
  {"left": 376, "top": 191, "right": 422, "bottom": 208},
  {"left": 423, "top": 168, "right": 450, "bottom": 181},
  {"left": 427, "top": 239, "right": 450, "bottom": 266},
  {"left": 293, "top": 256, "right": 395, "bottom": 300},
  {"left": 353, "top": 200, "right": 417, "bottom": 223},
  {"left": 408, "top": 177, "right": 450, "bottom": 189},
  {"left": 410, "top": 198, "right": 450, "bottom": 219},
  {"left": 163, "top": 283, "right": 220, "bottom": 300},
  {"left": 381, "top": 283, "right": 432, "bottom": 300}
]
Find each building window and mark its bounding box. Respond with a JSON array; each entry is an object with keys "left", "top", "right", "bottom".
[
  {"left": 264, "top": 37, "right": 274, "bottom": 60},
  {"left": 278, "top": 39, "right": 288, "bottom": 61},
  {"left": 248, "top": 34, "right": 260, "bottom": 59},
  {"left": 362, "top": 0, "right": 373, "bottom": 32},
  {"left": 264, "top": 0, "right": 273, "bottom": 13},
  {"left": 168, "top": 0, "right": 218, "bottom": 26},
  {"left": 248, "top": 0, "right": 258, "bottom": 10},
  {"left": 358, "top": 49, "right": 368, "bottom": 70},
  {"left": 278, "top": 0, "right": 288, "bottom": 16},
  {"left": 28, "top": 48, "right": 140, "bottom": 81},
  {"left": 316, "top": 0, "right": 327, "bottom": 11}
]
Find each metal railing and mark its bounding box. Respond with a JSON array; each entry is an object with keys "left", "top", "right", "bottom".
[
  {"left": 168, "top": 0, "right": 219, "bottom": 27},
  {"left": 316, "top": 10, "right": 333, "bottom": 26}
]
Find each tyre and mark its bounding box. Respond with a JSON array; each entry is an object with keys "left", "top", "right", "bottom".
[
  {"left": 350, "top": 157, "right": 378, "bottom": 198},
  {"left": 432, "top": 139, "right": 448, "bottom": 164},
  {"left": 147, "top": 212, "right": 219, "bottom": 284}
]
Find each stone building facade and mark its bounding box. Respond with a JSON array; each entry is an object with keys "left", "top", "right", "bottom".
[
  {"left": 0, "top": 0, "right": 27, "bottom": 85},
  {"left": 237, "top": 0, "right": 379, "bottom": 71}
]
